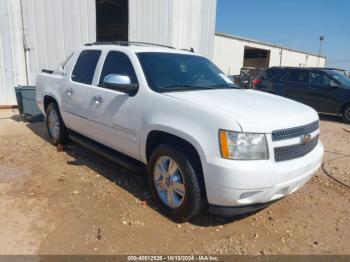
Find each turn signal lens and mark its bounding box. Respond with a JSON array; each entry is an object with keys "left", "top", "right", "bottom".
[{"left": 219, "top": 130, "right": 230, "bottom": 158}]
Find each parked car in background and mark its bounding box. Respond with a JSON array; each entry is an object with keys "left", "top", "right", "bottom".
[
  {"left": 253, "top": 67, "right": 350, "bottom": 123},
  {"left": 36, "top": 43, "right": 323, "bottom": 221},
  {"left": 230, "top": 67, "right": 264, "bottom": 89}
]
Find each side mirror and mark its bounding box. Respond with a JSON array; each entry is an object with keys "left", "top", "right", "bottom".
[
  {"left": 329, "top": 80, "right": 340, "bottom": 89},
  {"left": 103, "top": 74, "right": 139, "bottom": 96}
]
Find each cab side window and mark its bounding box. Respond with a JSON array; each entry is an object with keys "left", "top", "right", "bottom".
[
  {"left": 309, "top": 71, "right": 332, "bottom": 87},
  {"left": 99, "top": 51, "right": 138, "bottom": 87},
  {"left": 72, "top": 50, "right": 101, "bottom": 85}
]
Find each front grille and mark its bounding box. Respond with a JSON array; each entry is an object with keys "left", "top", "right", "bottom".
[
  {"left": 272, "top": 121, "right": 319, "bottom": 141},
  {"left": 274, "top": 135, "right": 319, "bottom": 162}
]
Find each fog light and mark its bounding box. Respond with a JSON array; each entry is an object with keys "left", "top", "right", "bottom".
[{"left": 239, "top": 191, "right": 262, "bottom": 200}]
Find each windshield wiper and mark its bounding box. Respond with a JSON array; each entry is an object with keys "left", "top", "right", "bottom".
[
  {"left": 205, "top": 84, "right": 239, "bottom": 89},
  {"left": 158, "top": 85, "right": 209, "bottom": 92},
  {"left": 158, "top": 84, "right": 239, "bottom": 92}
]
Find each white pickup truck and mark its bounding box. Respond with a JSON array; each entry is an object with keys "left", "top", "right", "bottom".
[{"left": 36, "top": 42, "right": 324, "bottom": 221}]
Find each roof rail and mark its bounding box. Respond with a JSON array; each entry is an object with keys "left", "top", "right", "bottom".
[
  {"left": 85, "top": 41, "right": 175, "bottom": 49},
  {"left": 181, "top": 47, "right": 195, "bottom": 53}
]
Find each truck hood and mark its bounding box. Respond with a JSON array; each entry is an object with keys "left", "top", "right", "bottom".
[{"left": 165, "top": 89, "right": 319, "bottom": 133}]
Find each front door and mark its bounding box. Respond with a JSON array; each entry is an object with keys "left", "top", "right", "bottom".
[
  {"left": 306, "top": 71, "right": 339, "bottom": 113},
  {"left": 88, "top": 51, "right": 142, "bottom": 160},
  {"left": 284, "top": 69, "right": 310, "bottom": 106}
]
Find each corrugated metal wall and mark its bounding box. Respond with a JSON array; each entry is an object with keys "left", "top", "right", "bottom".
[
  {"left": 21, "top": 0, "right": 96, "bottom": 85},
  {"left": 0, "top": 0, "right": 27, "bottom": 105},
  {"left": 0, "top": 0, "right": 96, "bottom": 105},
  {"left": 129, "top": 0, "right": 217, "bottom": 58},
  {"left": 129, "top": 0, "right": 174, "bottom": 46},
  {"left": 173, "top": 0, "right": 216, "bottom": 58}
]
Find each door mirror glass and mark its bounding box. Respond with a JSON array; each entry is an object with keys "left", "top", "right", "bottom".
[
  {"left": 103, "top": 74, "right": 139, "bottom": 96},
  {"left": 329, "top": 80, "right": 340, "bottom": 89}
]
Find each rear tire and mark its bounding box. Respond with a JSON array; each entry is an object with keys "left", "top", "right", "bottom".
[
  {"left": 148, "top": 144, "right": 204, "bottom": 222},
  {"left": 342, "top": 105, "right": 350, "bottom": 124},
  {"left": 45, "top": 102, "right": 69, "bottom": 145}
]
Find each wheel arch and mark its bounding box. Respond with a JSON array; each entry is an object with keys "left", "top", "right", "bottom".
[
  {"left": 43, "top": 94, "right": 58, "bottom": 112},
  {"left": 142, "top": 127, "right": 206, "bottom": 164},
  {"left": 144, "top": 129, "right": 207, "bottom": 199},
  {"left": 339, "top": 101, "right": 350, "bottom": 115}
]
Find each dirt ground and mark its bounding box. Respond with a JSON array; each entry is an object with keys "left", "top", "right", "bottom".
[{"left": 0, "top": 108, "right": 349, "bottom": 255}]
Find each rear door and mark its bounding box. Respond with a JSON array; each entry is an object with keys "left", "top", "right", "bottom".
[
  {"left": 268, "top": 68, "right": 288, "bottom": 96},
  {"left": 87, "top": 51, "right": 143, "bottom": 159},
  {"left": 306, "top": 71, "right": 339, "bottom": 113},
  {"left": 255, "top": 68, "right": 280, "bottom": 92},
  {"left": 284, "top": 69, "right": 310, "bottom": 105},
  {"left": 61, "top": 50, "right": 101, "bottom": 135}
]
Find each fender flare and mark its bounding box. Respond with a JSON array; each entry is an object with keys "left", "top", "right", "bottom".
[{"left": 140, "top": 124, "right": 206, "bottom": 164}]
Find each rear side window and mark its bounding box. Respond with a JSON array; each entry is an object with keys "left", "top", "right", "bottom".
[
  {"left": 72, "top": 50, "right": 101, "bottom": 84},
  {"left": 99, "top": 51, "right": 138, "bottom": 86},
  {"left": 288, "top": 69, "right": 309, "bottom": 83}
]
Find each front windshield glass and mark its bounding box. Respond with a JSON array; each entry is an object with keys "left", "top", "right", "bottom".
[
  {"left": 137, "top": 52, "right": 240, "bottom": 92},
  {"left": 326, "top": 70, "right": 350, "bottom": 87}
]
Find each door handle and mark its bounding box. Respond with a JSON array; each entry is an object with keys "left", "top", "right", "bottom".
[
  {"left": 66, "top": 88, "right": 73, "bottom": 96},
  {"left": 93, "top": 95, "right": 104, "bottom": 104}
]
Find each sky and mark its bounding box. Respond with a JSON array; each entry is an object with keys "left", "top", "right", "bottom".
[{"left": 216, "top": 0, "right": 350, "bottom": 71}]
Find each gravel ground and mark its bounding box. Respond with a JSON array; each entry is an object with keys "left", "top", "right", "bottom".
[{"left": 0, "top": 109, "right": 349, "bottom": 255}]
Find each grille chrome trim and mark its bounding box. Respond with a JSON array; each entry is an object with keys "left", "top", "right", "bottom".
[
  {"left": 274, "top": 135, "right": 319, "bottom": 162},
  {"left": 272, "top": 121, "right": 319, "bottom": 141}
]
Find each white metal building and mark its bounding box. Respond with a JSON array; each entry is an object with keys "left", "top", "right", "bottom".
[
  {"left": 0, "top": 0, "right": 217, "bottom": 106},
  {"left": 214, "top": 32, "right": 326, "bottom": 75},
  {"left": 0, "top": 0, "right": 327, "bottom": 106}
]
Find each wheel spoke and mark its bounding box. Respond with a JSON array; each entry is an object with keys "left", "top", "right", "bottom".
[
  {"left": 173, "top": 181, "right": 185, "bottom": 197},
  {"left": 167, "top": 159, "right": 179, "bottom": 176},
  {"left": 166, "top": 189, "right": 175, "bottom": 206},
  {"left": 159, "top": 161, "right": 168, "bottom": 175},
  {"left": 154, "top": 166, "right": 164, "bottom": 181}
]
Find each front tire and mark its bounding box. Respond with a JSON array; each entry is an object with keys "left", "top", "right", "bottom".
[
  {"left": 342, "top": 105, "right": 350, "bottom": 124},
  {"left": 45, "top": 102, "right": 68, "bottom": 145},
  {"left": 148, "top": 144, "right": 204, "bottom": 222}
]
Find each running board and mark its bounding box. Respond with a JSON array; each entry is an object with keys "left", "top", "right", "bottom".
[{"left": 68, "top": 131, "right": 146, "bottom": 173}]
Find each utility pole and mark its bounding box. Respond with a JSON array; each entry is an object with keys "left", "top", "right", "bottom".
[{"left": 317, "top": 36, "right": 324, "bottom": 67}]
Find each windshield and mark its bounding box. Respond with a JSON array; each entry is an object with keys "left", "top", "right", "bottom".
[
  {"left": 137, "top": 52, "right": 239, "bottom": 92},
  {"left": 326, "top": 70, "right": 350, "bottom": 87}
]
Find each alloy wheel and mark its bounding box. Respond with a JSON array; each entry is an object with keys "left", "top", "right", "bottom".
[
  {"left": 48, "top": 109, "right": 60, "bottom": 140},
  {"left": 345, "top": 107, "right": 350, "bottom": 121},
  {"left": 153, "top": 156, "right": 186, "bottom": 208}
]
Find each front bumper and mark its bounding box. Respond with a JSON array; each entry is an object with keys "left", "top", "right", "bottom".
[
  {"left": 203, "top": 141, "right": 324, "bottom": 208},
  {"left": 208, "top": 201, "right": 273, "bottom": 217}
]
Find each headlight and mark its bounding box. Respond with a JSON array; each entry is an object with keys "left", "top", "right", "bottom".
[{"left": 219, "top": 130, "right": 268, "bottom": 160}]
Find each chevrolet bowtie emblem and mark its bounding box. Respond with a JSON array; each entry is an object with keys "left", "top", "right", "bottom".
[{"left": 300, "top": 134, "right": 312, "bottom": 144}]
